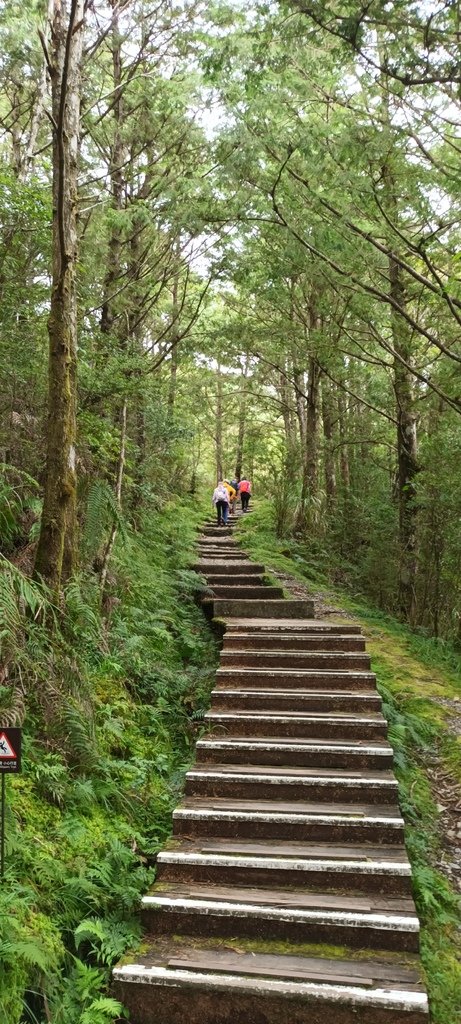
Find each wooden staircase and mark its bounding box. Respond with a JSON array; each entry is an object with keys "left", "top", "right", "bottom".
[{"left": 113, "top": 508, "right": 429, "bottom": 1023}]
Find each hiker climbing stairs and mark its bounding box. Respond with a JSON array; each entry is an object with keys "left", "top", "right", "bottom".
[{"left": 113, "top": 506, "right": 429, "bottom": 1023}]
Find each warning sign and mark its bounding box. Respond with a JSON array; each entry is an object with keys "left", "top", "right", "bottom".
[{"left": 0, "top": 728, "right": 21, "bottom": 773}]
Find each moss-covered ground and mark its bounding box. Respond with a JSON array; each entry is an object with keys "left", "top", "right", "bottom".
[
  {"left": 237, "top": 502, "right": 461, "bottom": 1024},
  {"left": 0, "top": 497, "right": 218, "bottom": 1024}
]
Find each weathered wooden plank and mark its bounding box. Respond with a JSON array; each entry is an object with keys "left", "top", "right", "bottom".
[{"left": 167, "top": 956, "right": 374, "bottom": 987}]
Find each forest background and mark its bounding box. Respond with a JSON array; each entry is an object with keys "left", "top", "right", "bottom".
[{"left": 1, "top": 0, "right": 461, "bottom": 1021}]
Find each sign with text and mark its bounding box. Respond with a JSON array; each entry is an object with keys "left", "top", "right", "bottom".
[{"left": 0, "top": 728, "right": 22, "bottom": 773}]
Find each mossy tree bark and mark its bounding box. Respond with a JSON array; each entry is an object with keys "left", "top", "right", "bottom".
[{"left": 34, "top": 0, "right": 85, "bottom": 592}]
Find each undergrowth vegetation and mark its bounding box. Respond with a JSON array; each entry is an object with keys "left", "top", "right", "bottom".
[
  {"left": 0, "top": 496, "right": 217, "bottom": 1024},
  {"left": 238, "top": 502, "right": 461, "bottom": 1024}
]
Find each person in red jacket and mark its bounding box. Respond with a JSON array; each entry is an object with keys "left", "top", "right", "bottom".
[{"left": 238, "top": 476, "right": 252, "bottom": 512}]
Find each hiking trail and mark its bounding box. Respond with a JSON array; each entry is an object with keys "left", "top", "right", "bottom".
[{"left": 113, "top": 507, "right": 428, "bottom": 1023}]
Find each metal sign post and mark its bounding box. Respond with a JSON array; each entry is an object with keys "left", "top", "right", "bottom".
[{"left": 0, "top": 727, "right": 22, "bottom": 880}]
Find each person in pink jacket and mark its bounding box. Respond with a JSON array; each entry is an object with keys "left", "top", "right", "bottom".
[{"left": 238, "top": 476, "right": 252, "bottom": 512}]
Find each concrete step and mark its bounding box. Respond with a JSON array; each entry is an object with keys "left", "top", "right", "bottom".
[
  {"left": 215, "top": 668, "right": 376, "bottom": 690},
  {"left": 184, "top": 763, "right": 399, "bottom": 804},
  {"left": 223, "top": 632, "right": 367, "bottom": 650},
  {"left": 204, "top": 710, "right": 387, "bottom": 740},
  {"left": 208, "top": 599, "right": 316, "bottom": 618},
  {"left": 172, "top": 798, "right": 403, "bottom": 844},
  {"left": 113, "top": 941, "right": 428, "bottom": 1024},
  {"left": 141, "top": 882, "right": 418, "bottom": 951},
  {"left": 205, "top": 585, "right": 285, "bottom": 600},
  {"left": 210, "top": 687, "right": 382, "bottom": 713},
  {"left": 156, "top": 846, "right": 412, "bottom": 895},
  {"left": 220, "top": 650, "right": 371, "bottom": 669},
  {"left": 195, "top": 736, "right": 393, "bottom": 770}
]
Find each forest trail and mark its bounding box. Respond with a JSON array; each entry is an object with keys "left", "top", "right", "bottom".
[{"left": 112, "top": 510, "right": 428, "bottom": 1023}]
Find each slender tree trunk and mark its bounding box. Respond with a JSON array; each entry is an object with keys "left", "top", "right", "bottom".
[
  {"left": 215, "top": 363, "right": 223, "bottom": 481},
  {"left": 167, "top": 266, "right": 181, "bottom": 417},
  {"left": 295, "top": 350, "right": 321, "bottom": 531},
  {"left": 378, "top": 37, "right": 419, "bottom": 623},
  {"left": 235, "top": 355, "right": 250, "bottom": 479},
  {"left": 389, "top": 245, "right": 419, "bottom": 623},
  {"left": 337, "top": 386, "right": 350, "bottom": 491},
  {"left": 322, "top": 377, "right": 337, "bottom": 508},
  {"left": 100, "top": 400, "right": 127, "bottom": 597},
  {"left": 34, "top": 0, "right": 85, "bottom": 591}
]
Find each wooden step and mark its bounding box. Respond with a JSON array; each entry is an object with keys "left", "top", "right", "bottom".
[
  {"left": 196, "top": 562, "right": 265, "bottom": 575},
  {"left": 173, "top": 797, "right": 402, "bottom": 843},
  {"left": 224, "top": 619, "right": 362, "bottom": 634},
  {"left": 205, "top": 710, "right": 388, "bottom": 740},
  {"left": 210, "top": 687, "right": 382, "bottom": 713},
  {"left": 204, "top": 585, "right": 286, "bottom": 600},
  {"left": 215, "top": 668, "right": 377, "bottom": 690},
  {"left": 156, "top": 846, "right": 412, "bottom": 895},
  {"left": 204, "top": 574, "right": 266, "bottom": 586},
  {"left": 223, "top": 632, "right": 367, "bottom": 650},
  {"left": 113, "top": 940, "right": 428, "bottom": 1024},
  {"left": 209, "top": 599, "right": 317, "bottom": 619},
  {"left": 195, "top": 736, "right": 393, "bottom": 770},
  {"left": 184, "top": 764, "right": 398, "bottom": 803},
  {"left": 141, "top": 881, "right": 419, "bottom": 951},
  {"left": 220, "top": 650, "right": 371, "bottom": 669}
]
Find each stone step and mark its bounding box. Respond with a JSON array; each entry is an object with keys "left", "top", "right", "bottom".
[
  {"left": 156, "top": 847, "right": 412, "bottom": 895},
  {"left": 195, "top": 736, "right": 393, "bottom": 770},
  {"left": 113, "top": 942, "right": 428, "bottom": 1024},
  {"left": 220, "top": 650, "right": 371, "bottom": 669},
  {"left": 208, "top": 599, "right": 316, "bottom": 618},
  {"left": 215, "top": 668, "right": 376, "bottom": 690},
  {"left": 184, "top": 763, "right": 398, "bottom": 804},
  {"left": 223, "top": 632, "right": 367, "bottom": 650},
  {"left": 204, "top": 585, "right": 286, "bottom": 600},
  {"left": 211, "top": 687, "right": 382, "bottom": 713},
  {"left": 141, "top": 882, "right": 419, "bottom": 952},
  {"left": 204, "top": 710, "right": 387, "bottom": 740},
  {"left": 173, "top": 799, "right": 403, "bottom": 844}
]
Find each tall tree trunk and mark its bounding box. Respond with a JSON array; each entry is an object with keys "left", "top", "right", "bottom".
[
  {"left": 235, "top": 355, "right": 250, "bottom": 479},
  {"left": 215, "top": 363, "right": 223, "bottom": 481},
  {"left": 100, "top": 400, "right": 127, "bottom": 598},
  {"left": 390, "top": 258, "right": 419, "bottom": 622},
  {"left": 378, "top": 36, "right": 420, "bottom": 623},
  {"left": 295, "top": 350, "right": 321, "bottom": 532},
  {"left": 322, "top": 377, "right": 337, "bottom": 509},
  {"left": 34, "top": 0, "right": 85, "bottom": 591},
  {"left": 337, "top": 386, "right": 350, "bottom": 491},
  {"left": 167, "top": 265, "right": 181, "bottom": 417}
]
